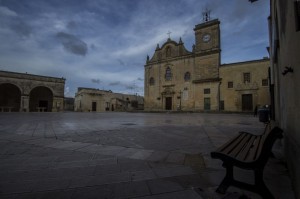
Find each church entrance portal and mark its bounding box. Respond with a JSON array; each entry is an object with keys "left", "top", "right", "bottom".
[
  {"left": 29, "top": 86, "right": 53, "bottom": 112},
  {"left": 0, "top": 83, "right": 21, "bottom": 112},
  {"left": 165, "top": 97, "right": 172, "bottom": 110}
]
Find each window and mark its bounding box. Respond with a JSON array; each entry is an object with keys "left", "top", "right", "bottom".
[
  {"left": 149, "top": 77, "right": 155, "bottom": 85},
  {"left": 184, "top": 72, "right": 191, "bottom": 81},
  {"left": 165, "top": 67, "right": 172, "bottom": 81},
  {"left": 262, "top": 79, "right": 269, "bottom": 86},
  {"left": 228, "top": 81, "right": 233, "bottom": 88},
  {"left": 243, "top": 73, "right": 251, "bottom": 83},
  {"left": 204, "top": 88, "right": 210, "bottom": 94}
]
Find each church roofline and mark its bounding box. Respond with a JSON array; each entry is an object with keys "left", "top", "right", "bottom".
[
  {"left": 220, "top": 58, "right": 270, "bottom": 67},
  {"left": 194, "top": 19, "right": 220, "bottom": 30},
  {"left": 144, "top": 53, "right": 194, "bottom": 67},
  {"left": 160, "top": 39, "right": 179, "bottom": 50}
]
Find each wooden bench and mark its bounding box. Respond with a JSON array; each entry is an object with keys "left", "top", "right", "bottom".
[{"left": 210, "top": 125, "right": 283, "bottom": 199}]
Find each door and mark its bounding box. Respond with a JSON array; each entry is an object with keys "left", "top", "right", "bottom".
[
  {"left": 92, "top": 102, "right": 97, "bottom": 111},
  {"left": 165, "top": 97, "right": 172, "bottom": 110},
  {"left": 204, "top": 98, "right": 211, "bottom": 110},
  {"left": 242, "top": 94, "right": 253, "bottom": 111}
]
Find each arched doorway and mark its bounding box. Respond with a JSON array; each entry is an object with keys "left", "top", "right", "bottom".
[
  {"left": 0, "top": 83, "right": 21, "bottom": 112},
  {"left": 29, "top": 86, "right": 53, "bottom": 112}
]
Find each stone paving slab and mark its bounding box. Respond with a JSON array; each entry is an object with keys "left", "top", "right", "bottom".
[{"left": 0, "top": 112, "right": 295, "bottom": 199}]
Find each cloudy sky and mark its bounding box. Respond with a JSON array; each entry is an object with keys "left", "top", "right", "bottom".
[{"left": 0, "top": 0, "right": 269, "bottom": 97}]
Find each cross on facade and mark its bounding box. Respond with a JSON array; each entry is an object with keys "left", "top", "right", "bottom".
[{"left": 167, "top": 31, "right": 172, "bottom": 39}]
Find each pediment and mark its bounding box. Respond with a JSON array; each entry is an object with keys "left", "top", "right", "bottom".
[{"left": 147, "top": 38, "right": 192, "bottom": 63}]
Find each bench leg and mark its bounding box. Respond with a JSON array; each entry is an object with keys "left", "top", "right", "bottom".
[
  {"left": 216, "top": 163, "right": 233, "bottom": 194},
  {"left": 255, "top": 169, "right": 274, "bottom": 199}
]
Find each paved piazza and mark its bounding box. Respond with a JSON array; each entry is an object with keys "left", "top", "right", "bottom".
[{"left": 0, "top": 112, "right": 295, "bottom": 199}]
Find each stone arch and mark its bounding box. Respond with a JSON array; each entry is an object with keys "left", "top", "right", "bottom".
[
  {"left": 29, "top": 86, "right": 53, "bottom": 112},
  {"left": 0, "top": 83, "right": 21, "bottom": 112}
]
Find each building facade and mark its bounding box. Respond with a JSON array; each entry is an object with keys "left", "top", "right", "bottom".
[
  {"left": 74, "top": 87, "right": 144, "bottom": 112},
  {"left": 144, "top": 19, "right": 270, "bottom": 112},
  {"left": 268, "top": 0, "right": 300, "bottom": 197},
  {"left": 220, "top": 59, "right": 270, "bottom": 112},
  {"left": 0, "top": 70, "right": 65, "bottom": 112}
]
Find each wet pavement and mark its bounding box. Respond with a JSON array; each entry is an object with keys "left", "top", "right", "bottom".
[{"left": 0, "top": 112, "right": 295, "bottom": 199}]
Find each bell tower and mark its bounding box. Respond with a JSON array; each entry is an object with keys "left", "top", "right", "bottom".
[
  {"left": 194, "top": 18, "right": 220, "bottom": 54},
  {"left": 193, "top": 14, "right": 221, "bottom": 81}
]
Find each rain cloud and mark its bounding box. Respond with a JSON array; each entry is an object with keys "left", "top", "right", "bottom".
[{"left": 56, "top": 32, "right": 88, "bottom": 56}]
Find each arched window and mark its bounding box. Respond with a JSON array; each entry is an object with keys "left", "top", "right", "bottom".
[
  {"left": 149, "top": 77, "right": 155, "bottom": 85},
  {"left": 165, "top": 67, "right": 172, "bottom": 81},
  {"left": 184, "top": 72, "right": 191, "bottom": 81}
]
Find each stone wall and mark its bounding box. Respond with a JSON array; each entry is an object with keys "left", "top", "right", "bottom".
[{"left": 269, "top": 1, "right": 300, "bottom": 197}]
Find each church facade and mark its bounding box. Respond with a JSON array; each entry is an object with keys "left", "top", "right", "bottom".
[{"left": 144, "top": 19, "right": 270, "bottom": 112}]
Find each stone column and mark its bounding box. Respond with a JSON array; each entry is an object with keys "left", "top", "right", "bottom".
[
  {"left": 21, "top": 95, "right": 29, "bottom": 112},
  {"left": 52, "top": 97, "right": 64, "bottom": 112}
]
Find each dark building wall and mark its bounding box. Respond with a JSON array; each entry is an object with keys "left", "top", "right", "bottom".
[{"left": 269, "top": 1, "right": 300, "bottom": 198}]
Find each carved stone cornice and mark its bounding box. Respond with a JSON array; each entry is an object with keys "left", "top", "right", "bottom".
[{"left": 235, "top": 82, "right": 259, "bottom": 91}]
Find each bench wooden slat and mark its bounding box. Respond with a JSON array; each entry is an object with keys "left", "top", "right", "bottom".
[
  {"left": 236, "top": 135, "right": 257, "bottom": 161},
  {"left": 230, "top": 133, "right": 252, "bottom": 158},
  {"left": 218, "top": 133, "right": 248, "bottom": 154},
  {"left": 245, "top": 128, "right": 271, "bottom": 162},
  {"left": 244, "top": 136, "right": 264, "bottom": 162},
  {"left": 253, "top": 130, "right": 270, "bottom": 161}
]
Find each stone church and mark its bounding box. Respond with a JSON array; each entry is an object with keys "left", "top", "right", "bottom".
[{"left": 144, "top": 19, "right": 270, "bottom": 112}]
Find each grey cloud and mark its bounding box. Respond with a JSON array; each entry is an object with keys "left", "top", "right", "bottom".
[
  {"left": 0, "top": 6, "right": 31, "bottom": 37},
  {"left": 0, "top": 6, "right": 17, "bottom": 17},
  {"left": 125, "top": 84, "right": 135, "bottom": 90},
  {"left": 91, "top": 78, "right": 101, "bottom": 84},
  {"left": 137, "top": 78, "right": 143, "bottom": 81},
  {"left": 109, "top": 81, "right": 121, "bottom": 86},
  {"left": 10, "top": 20, "right": 32, "bottom": 37},
  {"left": 56, "top": 32, "right": 88, "bottom": 56},
  {"left": 117, "top": 59, "right": 125, "bottom": 66},
  {"left": 90, "top": 44, "right": 97, "bottom": 50},
  {"left": 67, "top": 21, "right": 77, "bottom": 29}
]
